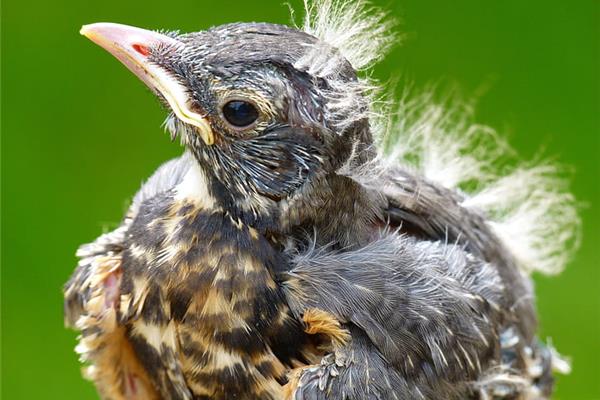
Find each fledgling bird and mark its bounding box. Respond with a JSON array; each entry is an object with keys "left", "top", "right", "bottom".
[{"left": 64, "top": 1, "right": 579, "bottom": 399}]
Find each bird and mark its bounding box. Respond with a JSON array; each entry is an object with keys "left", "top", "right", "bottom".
[{"left": 63, "top": 1, "right": 579, "bottom": 399}]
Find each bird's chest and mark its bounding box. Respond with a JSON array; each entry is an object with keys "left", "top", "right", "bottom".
[{"left": 120, "top": 196, "right": 298, "bottom": 399}]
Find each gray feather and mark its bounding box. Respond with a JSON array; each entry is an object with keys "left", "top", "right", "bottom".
[{"left": 283, "top": 232, "right": 506, "bottom": 399}]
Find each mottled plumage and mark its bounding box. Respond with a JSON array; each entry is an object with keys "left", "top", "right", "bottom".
[{"left": 65, "top": 1, "right": 578, "bottom": 399}]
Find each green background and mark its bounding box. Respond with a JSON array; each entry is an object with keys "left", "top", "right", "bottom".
[{"left": 2, "top": 0, "right": 598, "bottom": 398}]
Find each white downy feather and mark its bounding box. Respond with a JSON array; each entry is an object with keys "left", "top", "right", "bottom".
[{"left": 296, "top": 0, "right": 580, "bottom": 275}]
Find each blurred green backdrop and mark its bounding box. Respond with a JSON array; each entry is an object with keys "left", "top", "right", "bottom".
[{"left": 2, "top": 0, "right": 598, "bottom": 398}]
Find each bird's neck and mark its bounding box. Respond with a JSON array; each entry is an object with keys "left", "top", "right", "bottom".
[
  {"left": 176, "top": 159, "right": 383, "bottom": 248},
  {"left": 281, "top": 173, "right": 385, "bottom": 248},
  {"left": 173, "top": 160, "right": 218, "bottom": 209},
  {"left": 181, "top": 159, "right": 282, "bottom": 231}
]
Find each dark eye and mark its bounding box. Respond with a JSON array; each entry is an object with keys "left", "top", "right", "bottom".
[{"left": 222, "top": 100, "right": 259, "bottom": 128}]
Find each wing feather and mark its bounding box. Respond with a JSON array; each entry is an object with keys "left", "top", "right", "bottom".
[{"left": 282, "top": 233, "right": 505, "bottom": 399}]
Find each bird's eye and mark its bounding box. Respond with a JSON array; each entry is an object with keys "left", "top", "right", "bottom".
[{"left": 222, "top": 100, "right": 259, "bottom": 128}]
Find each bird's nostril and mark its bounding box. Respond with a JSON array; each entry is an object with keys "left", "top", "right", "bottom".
[{"left": 132, "top": 43, "right": 150, "bottom": 56}]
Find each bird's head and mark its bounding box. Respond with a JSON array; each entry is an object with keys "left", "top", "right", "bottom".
[{"left": 82, "top": 6, "right": 392, "bottom": 228}]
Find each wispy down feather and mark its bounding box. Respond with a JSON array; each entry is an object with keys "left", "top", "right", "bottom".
[
  {"left": 295, "top": 0, "right": 579, "bottom": 275},
  {"left": 374, "top": 88, "right": 581, "bottom": 275},
  {"left": 295, "top": 0, "right": 396, "bottom": 73}
]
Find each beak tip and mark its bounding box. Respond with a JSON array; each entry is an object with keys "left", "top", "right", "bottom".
[
  {"left": 80, "top": 23, "right": 104, "bottom": 40},
  {"left": 80, "top": 25, "right": 91, "bottom": 37},
  {"left": 80, "top": 23, "right": 115, "bottom": 39}
]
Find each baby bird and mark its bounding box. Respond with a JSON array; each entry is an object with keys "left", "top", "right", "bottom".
[{"left": 64, "top": 1, "right": 578, "bottom": 399}]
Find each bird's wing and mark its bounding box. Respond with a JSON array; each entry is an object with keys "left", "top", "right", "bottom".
[
  {"left": 371, "top": 167, "right": 538, "bottom": 341},
  {"left": 63, "top": 154, "right": 193, "bottom": 400},
  {"left": 281, "top": 233, "right": 505, "bottom": 400}
]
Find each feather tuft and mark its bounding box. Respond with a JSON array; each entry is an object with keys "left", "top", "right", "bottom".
[
  {"left": 468, "top": 165, "right": 580, "bottom": 275},
  {"left": 295, "top": 0, "right": 397, "bottom": 72},
  {"left": 373, "top": 87, "right": 580, "bottom": 275}
]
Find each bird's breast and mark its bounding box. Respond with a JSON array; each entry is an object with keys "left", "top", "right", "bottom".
[{"left": 119, "top": 192, "right": 305, "bottom": 399}]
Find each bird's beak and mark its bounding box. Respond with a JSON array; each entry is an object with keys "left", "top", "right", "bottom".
[{"left": 80, "top": 22, "right": 214, "bottom": 145}]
